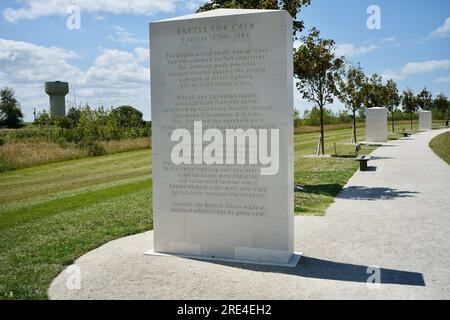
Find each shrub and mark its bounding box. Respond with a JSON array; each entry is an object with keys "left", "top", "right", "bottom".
[
  {"left": 34, "top": 110, "right": 53, "bottom": 126},
  {"left": 110, "top": 105, "right": 145, "bottom": 128},
  {"left": 77, "top": 140, "right": 106, "bottom": 157}
]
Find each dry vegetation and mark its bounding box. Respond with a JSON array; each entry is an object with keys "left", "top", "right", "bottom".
[
  {"left": 100, "top": 137, "right": 151, "bottom": 154},
  {"left": 0, "top": 141, "right": 87, "bottom": 171},
  {"left": 0, "top": 137, "right": 151, "bottom": 172}
]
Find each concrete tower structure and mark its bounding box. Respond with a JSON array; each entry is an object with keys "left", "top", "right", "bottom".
[{"left": 45, "top": 81, "right": 69, "bottom": 117}]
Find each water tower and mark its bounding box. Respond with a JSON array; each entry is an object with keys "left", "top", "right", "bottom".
[{"left": 45, "top": 81, "right": 69, "bottom": 117}]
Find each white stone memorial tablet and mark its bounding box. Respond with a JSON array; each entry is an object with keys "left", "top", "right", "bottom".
[
  {"left": 148, "top": 9, "right": 297, "bottom": 266},
  {"left": 419, "top": 111, "right": 432, "bottom": 131},
  {"left": 365, "top": 107, "right": 387, "bottom": 143}
]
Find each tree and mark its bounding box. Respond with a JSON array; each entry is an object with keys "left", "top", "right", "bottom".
[
  {"left": 336, "top": 64, "right": 367, "bottom": 143},
  {"left": 384, "top": 79, "right": 401, "bottom": 133},
  {"left": 402, "top": 88, "right": 418, "bottom": 131},
  {"left": 110, "top": 105, "right": 144, "bottom": 128},
  {"left": 434, "top": 92, "right": 448, "bottom": 121},
  {"left": 66, "top": 107, "right": 82, "bottom": 128},
  {"left": 293, "top": 28, "right": 344, "bottom": 155},
  {"left": 417, "top": 87, "right": 433, "bottom": 111},
  {"left": 0, "top": 87, "right": 23, "bottom": 128},
  {"left": 197, "top": 0, "right": 311, "bottom": 35},
  {"left": 363, "top": 74, "right": 385, "bottom": 109}
]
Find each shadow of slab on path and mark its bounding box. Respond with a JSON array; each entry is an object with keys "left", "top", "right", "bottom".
[
  {"left": 197, "top": 256, "right": 425, "bottom": 287},
  {"left": 337, "top": 186, "right": 419, "bottom": 201}
]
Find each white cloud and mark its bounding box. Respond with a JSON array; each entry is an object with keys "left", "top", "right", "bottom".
[
  {"left": 0, "top": 38, "right": 150, "bottom": 121},
  {"left": 3, "top": 0, "right": 178, "bottom": 23},
  {"left": 379, "top": 69, "right": 403, "bottom": 81},
  {"left": 335, "top": 43, "right": 378, "bottom": 57},
  {"left": 381, "top": 59, "right": 450, "bottom": 81},
  {"left": 402, "top": 60, "right": 450, "bottom": 75},
  {"left": 0, "top": 38, "right": 81, "bottom": 82},
  {"left": 430, "top": 17, "right": 450, "bottom": 38},
  {"left": 380, "top": 37, "right": 397, "bottom": 43},
  {"left": 434, "top": 76, "right": 450, "bottom": 83},
  {"left": 184, "top": 0, "right": 208, "bottom": 11},
  {"left": 107, "top": 26, "right": 147, "bottom": 45}
]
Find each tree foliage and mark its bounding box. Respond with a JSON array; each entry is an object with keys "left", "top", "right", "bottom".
[
  {"left": 196, "top": 0, "right": 311, "bottom": 35},
  {"left": 110, "top": 105, "right": 145, "bottom": 128},
  {"left": 363, "top": 74, "right": 385, "bottom": 109},
  {"left": 434, "top": 92, "right": 448, "bottom": 119},
  {"left": 0, "top": 87, "right": 23, "bottom": 128},
  {"left": 417, "top": 87, "right": 433, "bottom": 111}
]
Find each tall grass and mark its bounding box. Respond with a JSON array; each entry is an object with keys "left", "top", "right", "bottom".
[
  {"left": 100, "top": 137, "right": 151, "bottom": 154},
  {"left": 0, "top": 137, "right": 151, "bottom": 172},
  {"left": 0, "top": 141, "right": 88, "bottom": 172}
]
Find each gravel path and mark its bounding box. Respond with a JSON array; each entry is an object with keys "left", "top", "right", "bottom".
[{"left": 49, "top": 129, "right": 450, "bottom": 299}]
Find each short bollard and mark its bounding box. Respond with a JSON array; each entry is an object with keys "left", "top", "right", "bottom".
[{"left": 356, "top": 155, "right": 371, "bottom": 171}]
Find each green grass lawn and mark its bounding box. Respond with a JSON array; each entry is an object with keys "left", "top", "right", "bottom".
[
  {"left": 429, "top": 131, "right": 450, "bottom": 165},
  {"left": 0, "top": 122, "right": 443, "bottom": 299},
  {"left": 0, "top": 149, "right": 152, "bottom": 299}
]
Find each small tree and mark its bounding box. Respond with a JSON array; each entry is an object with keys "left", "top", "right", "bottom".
[
  {"left": 0, "top": 87, "right": 23, "bottom": 128},
  {"left": 197, "top": 0, "right": 311, "bottom": 35},
  {"left": 417, "top": 87, "right": 433, "bottom": 111},
  {"left": 66, "top": 107, "right": 82, "bottom": 128},
  {"left": 434, "top": 92, "right": 448, "bottom": 121},
  {"left": 384, "top": 79, "right": 401, "bottom": 133},
  {"left": 336, "top": 64, "right": 367, "bottom": 143},
  {"left": 402, "top": 88, "right": 418, "bottom": 131},
  {"left": 294, "top": 28, "right": 344, "bottom": 155},
  {"left": 110, "top": 105, "right": 144, "bottom": 128},
  {"left": 34, "top": 110, "right": 53, "bottom": 126}
]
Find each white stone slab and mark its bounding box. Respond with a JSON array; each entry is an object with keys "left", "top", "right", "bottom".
[
  {"left": 419, "top": 111, "right": 432, "bottom": 131},
  {"left": 145, "top": 249, "right": 302, "bottom": 268},
  {"left": 149, "top": 9, "right": 294, "bottom": 265},
  {"left": 365, "top": 107, "right": 387, "bottom": 143}
]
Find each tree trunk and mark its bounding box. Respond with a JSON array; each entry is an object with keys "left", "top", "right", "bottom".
[
  {"left": 353, "top": 110, "right": 357, "bottom": 143},
  {"left": 319, "top": 104, "right": 325, "bottom": 155}
]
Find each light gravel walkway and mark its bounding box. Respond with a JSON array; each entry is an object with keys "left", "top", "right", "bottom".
[{"left": 49, "top": 129, "right": 450, "bottom": 299}]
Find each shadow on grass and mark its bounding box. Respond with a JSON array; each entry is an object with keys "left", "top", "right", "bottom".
[
  {"left": 198, "top": 256, "right": 425, "bottom": 287},
  {"left": 331, "top": 154, "right": 358, "bottom": 159},
  {"left": 298, "top": 184, "right": 342, "bottom": 197},
  {"left": 338, "top": 186, "right": 418, "bottom": 200}
]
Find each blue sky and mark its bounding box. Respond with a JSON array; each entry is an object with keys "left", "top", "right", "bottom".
[{"left": 0, "top": 0, "right": 449, "bottom": 121}]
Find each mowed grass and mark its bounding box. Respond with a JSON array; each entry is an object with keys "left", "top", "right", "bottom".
[
  {"left": 0, "top": 149, "right": 152, "bottom": 299},
  {"left": 0, "top": 121, "right": 444, "bottom": 299},
  {"left": 429, "top": 131, "right": 450, "bottom": 165}
]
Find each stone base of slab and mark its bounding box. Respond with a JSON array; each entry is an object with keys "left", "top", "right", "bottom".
[
  {"left": 144, "top": 249, "right": 302, "bottom": 268},
  {"left": 359, "top": 141, "right": 388, "bottom": 146}
]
